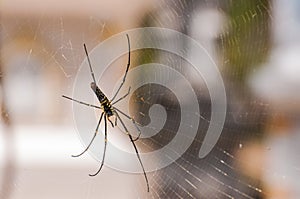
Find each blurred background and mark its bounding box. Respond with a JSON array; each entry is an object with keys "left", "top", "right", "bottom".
[{"left": 1, "top": 0, "right": 300, "bottom": 198}]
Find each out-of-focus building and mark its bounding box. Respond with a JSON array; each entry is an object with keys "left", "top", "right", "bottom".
[{"left": 249, "top": 0, "right": 300, "bottom": 198}]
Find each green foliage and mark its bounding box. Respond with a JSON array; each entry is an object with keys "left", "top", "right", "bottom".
[{"left": 220, "top": 0, "right": 271, "bottom": 83}]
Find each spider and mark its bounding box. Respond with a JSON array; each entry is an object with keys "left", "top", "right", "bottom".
[{"left": 62, "top": 34, "right": 149, "bottom": 192}]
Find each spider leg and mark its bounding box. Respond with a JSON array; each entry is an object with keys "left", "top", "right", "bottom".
[
  {"left": 115, "top": 112, "right": 149, "bottom": 192},
  {"left": 107, "top": 117, "right": 114, "bottom": 128},
  {"left": 89, "top": 114, "right": 108, "bottom": 177},
  {"left": 83, "top": 44, "right": 96, "bottom": 83},
  {"left": 111, "top": 86, "right": 131, "bottom": 105},
  {"left": 72, "top": 112, "right": 104, "bottom": 157},
  {"left": 111, "top": 34, "right": 130, "bottom": 102},
  {"left": 114, "top": 107, "right": 141, "bottom": 141},
  {"left": 62, "top": 95, "right": 101, "bottom": 109}
]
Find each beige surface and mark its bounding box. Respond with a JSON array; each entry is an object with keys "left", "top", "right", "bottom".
[
  {"left": 0, "top": 125, "right": 149, "bottom": 199},
  {"left": 1, "top": 0, "right": 156, "bottom": 19}
]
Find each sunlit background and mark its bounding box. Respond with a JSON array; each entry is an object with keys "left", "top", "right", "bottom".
[{"left": 1, "top": 0, "right": 300, "bottom": 198}]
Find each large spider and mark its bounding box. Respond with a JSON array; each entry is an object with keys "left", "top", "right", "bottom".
[{"left": 62, "top": 34, "right": 149, "bottom": 192}]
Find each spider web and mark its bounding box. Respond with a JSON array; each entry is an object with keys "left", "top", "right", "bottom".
[{"left": 2, "top": 0, "right": 299, "bottom": 199}]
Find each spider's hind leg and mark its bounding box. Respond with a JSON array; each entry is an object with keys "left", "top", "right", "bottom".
[
  {"left": 89, "top": 114, "right": 108, "bottom": 177},
  {"left": 72, "top": 112, "right": 104, "bottom": 158},
  {"left": 113, "top": 107, "right": 141, "bottom": 141},
  {"left": 114, "top": 111, "right": 149, "bottom": 192}
]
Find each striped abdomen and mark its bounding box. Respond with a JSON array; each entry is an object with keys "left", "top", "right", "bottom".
[{"left": 90, "top": 82, "right": 113, "bottom": 116}]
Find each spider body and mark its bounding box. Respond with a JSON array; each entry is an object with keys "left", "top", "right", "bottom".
[
  {"left": 91, "top": 82, "right": 113, "bottom": 117},
  {"left": 62, "top": 34, "right": 149, "bottom": 192}
]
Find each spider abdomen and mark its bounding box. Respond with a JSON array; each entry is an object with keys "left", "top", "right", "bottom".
[
  {"left": 90, "top": 82, "right": 113, "bottom": 116},
  {"left": 91, "top": 82, "right": 106, "bottom": 102}
]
